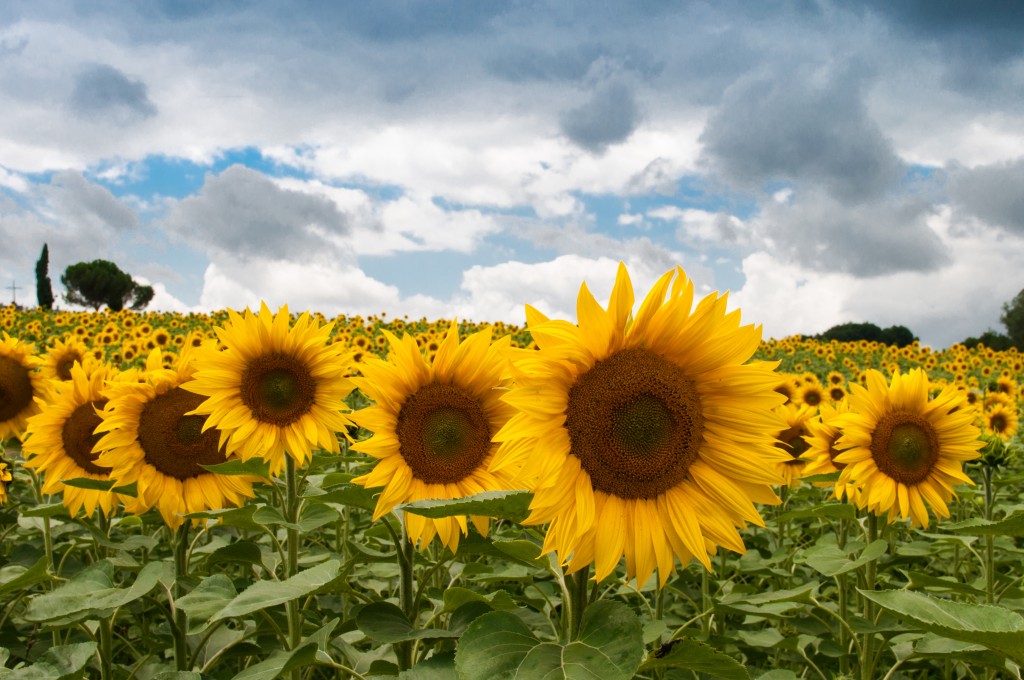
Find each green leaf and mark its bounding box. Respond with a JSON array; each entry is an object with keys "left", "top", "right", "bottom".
[
  {"left": 59, "top": 477, "right": 117, "bottom": 491},
  {"left": 24, "top": 560, "right": 174, "bottom": 625},
  {"left": 175, "top": 574, "right": 238, "bottom": 634},
  {"left": 204, "top": 540, "right": 264, "bottom": 571},
  {"left": 455, "top": 600, "right": 643, "bottom": 680},
  {"left": 19, "top": 503, "right": 70, "bottom": 518},
  {"left": 303, "top": 483, "right": 378, "bottom": 510},
  {"left": 400, "top": 490, "right": 533, "bottom": 522},
  {"left": 201, "top": 458, "right": 272, "bottom": 478},
  {"left": 230, "top": 619, "right": 338, "bottom": 680},
  {"left": 356, "top": 601, "right": 459, "bottom": 643},
  {"left": 154, "top": 673, "right": 205, "bottom": 680},
  {"left": 800, "top": 539, "right": 887, "bottom": 577},
  {"left": 778, "top": 502, "right": 856, "bottom": 522},
  {"left": 182, "top": 504, "right": 267, "bottom": 532},
  {"left": 0, "top": 556, "right": 53, "bottom": 598},
  {"left": 298, "top": 503, "right": 339, "bottom": 533},
  {"left": 211, "top": 559, "right": 342, "bottom": 622},
  {"left": 442, "top": 587, "right": 518, "bottom": 613},
  {"left": 798, "top": 472, "right": 841, "bottom": 484},
  {"left": 902, "top": 570, "right": 986, "bottom": 597},
  {"left": 0, "top": 641, "right": 96, "bottom": 679},
  {"left": 639, "top": 638, "right": 750, "bottom": 680},
  {"left": 399, "top": 652, "right": 458, "bottom": 680},
  {"left": 737, "top": 629, "right": 785, "bottom": 648},
  {"left": 860, "top": 589, "right": 1024, "bottom": 664},
  {"left": 945, "top": 510, "right": 1024, "bottom": 536}
]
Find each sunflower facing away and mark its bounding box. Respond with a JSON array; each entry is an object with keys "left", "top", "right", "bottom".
[
  {"left": 833, "top": 368, "right": 982, "bottom": 528},
  {"left": 491, "top": 263, "right": 790, "bottom": 587},
  {"left": 350, "top": 323, "right": 516, "bottom": 552},
  {"left": 183, "top": 303, "right": 355, "bottom": 474},
  {"left": 0, "top": 333, "right": 46, "bottom": 441},
  {"left": 96, "top": 349, "right": 258, "bottom": 529},
  {"left": 22, "top": 362, "right": 123, "bottom": 517}
]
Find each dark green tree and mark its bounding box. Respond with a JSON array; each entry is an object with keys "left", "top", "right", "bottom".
[
  {"left": 61, "top": 259, "right": 154, "bottom": 311},
  {"left": 35, "top": 243, "right": 54, "bottom": 309},
  {"left": 1000, "top": 288, "right": 1024, "bottom": 350},
  {"left": 815, "top": 322, "right": 917, "bottom": 347},
  {"left": 962, "top": 329, "right": 1013, "bottom": 351}
]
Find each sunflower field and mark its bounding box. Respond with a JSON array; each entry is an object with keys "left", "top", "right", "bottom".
[{"left": 1, "top": 264, "right": 1023, "bottom": 680}]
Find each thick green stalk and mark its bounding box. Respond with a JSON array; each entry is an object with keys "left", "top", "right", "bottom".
[
  {"left": 396, "top": 528, "right": 416, "bottom": 671},
  {"left": 568, "top": 567, "right": 591, "bottom": 642},
  {"left": 284, "top": 456, "right": 302, "bottom": 679},
  {"left": 983, "top": 465, "right": 995, "bottom": 604},
  {"left": 173, "top": 522, "right": 190, "bottom": 671},
  {"left": 860, "top": 513, "right": 879, "bottom": 680}
]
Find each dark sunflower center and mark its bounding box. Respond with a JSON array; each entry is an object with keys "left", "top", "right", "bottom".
[
  {"left": 566, "top": 348, "right": 703, "bottom": 499},
  {"left": 775, "top": 424, "right": 810, "bottom": 465},
  {"left": 240, "top": 354, "right": 317, "bottom": 425},
  {"left": 396, "top": 383, "right": 491, "bottom": 484},
  {"left": 990, "top": 414, "right": 1007, "bottom": 432},
  {"left": 0, "top": 356, "right": 34, "bottom": 423},
  {"left": 827, "top": 437, "right": 847, "bottom": 470},
  {"left": 870, "top": 412, "right": 939, "bottom": 485},
  {"left": 803, "top": 390, "right": 822, "bottom": 407},
  {"left": 61, "top": 401, "right": 112, "bottom": 476},
  {"left": 138, "top": 387, "right": 227, "bottom": 480},
  {"left": 57, "top": 353, "right": 81, "bottom": 381}
]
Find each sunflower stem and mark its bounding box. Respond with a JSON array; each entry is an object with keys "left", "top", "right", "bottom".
[
  {"left": 567, "top": 566, "right": 591, "bottom": 642},
  {"left": 700, "top": 565, "right": 712, "bottom": 639},
  {"left": 860, "top": 512, "right": 879, "bottom": 680},
  {"left": 284, "top": 455, "right": 302, "bottom": 678},
  {"left": 394, "top": 523, "right": 416, "bottom": 671},
  {"left": 172, "top": 522, "right": 190, "bottom": 671}
]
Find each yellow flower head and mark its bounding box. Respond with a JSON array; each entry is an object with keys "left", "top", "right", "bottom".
[
  {"left": 491, "top": 263, "right": 790, "bottom": 587},
  {"left": 0, "top": 333, "right": 45, "bottom": 441},
  {"left": 772, "top": 402, "right": 816, "bottom": 488},
  {"left": 801, "top": 399, "right": 859, "bottom": 502}
]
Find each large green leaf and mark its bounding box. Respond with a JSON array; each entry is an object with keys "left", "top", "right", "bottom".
[
  {"left": 356, "top": 601, "right": 459, "bottom": 643},
  {"left": 455, "top": 600, "right": 643, "bottom": 680},
  {"left": 211, "top": 559, "right": 342, "bottom": 622},
  {"left": 175, "top": 574, "right": 238, "bottom": 634},
  {"left": 400, "top": 490, "right": 533, "bottom": 522},
  {"left": 0, "top": 642, "right": 96, "bottom": 679},
  {"left": 639, "top": 638, "right": 750, "bottom": 680},
  {"left": 230, "top": 619, "right": 339, "bottom": 680},
  {"left": 778, "top": 502, "right": 855, "bottom": 522},
  {"left": 23, "top": 560, "right": 173, "bottom": 625},
  {"left": 860, "top": 589, "right": 1024, "bottom": 664},
  {"left": 800, "top": 539, "right": 887, "bottom": 577},
  {"left": 945, "top": 510, "right": 1024, "bottom": 536},
  {"left": 0, "top": 556, "right": 53, "bottom": 598},
  {"left": 399, "top": 652, "right": 458, "bottom": 679},
  {"left": 200, "top": 458, "right": 271, "bottom": 478}
]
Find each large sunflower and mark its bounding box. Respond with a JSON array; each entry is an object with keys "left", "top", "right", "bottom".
[
  {"left": 0, "top": 333, "right": 46, "bottom": 441},
  {"left": 491, "top": 264, "right": 790, "bottom": 587},
  {"left": 833, "top": 368, "right": 982, "bottom": 528},
  {"left": 183, "top": 303, "right": 354, "bottom": 474},
  {"left": 22, "top": 363, "right": 123, "bottom": 517},
  {"left": 96, "top": 349, "right": 258, "bottom": 529},
  {"left": 350, "top": 324, "right": 516, "bottom": 552}
]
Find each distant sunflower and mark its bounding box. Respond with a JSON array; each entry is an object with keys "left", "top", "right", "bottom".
[
  {"left": 183, "top": 303, "right": 354, "bottom": 474},
  {"left": 799, "top": 383, "right": 824, "bottom": 408},
  {"left": 773, "top": 402, "right": 816, "bottom": 487},
  {"left": 834, "top": 369, "right": 982, "bottom": 528},
  {"left": 491, "top": 264, "right": 790, "bottom": 587},
  {"left": 22, "top": 363, "right": 122, "bottom": 517},
  {"left": 0, "top": 334, "right": 46, "bottom": 442},
  {"left": 96, "top": 349, "right": 258, "bottom": 529},
  {"left": 350, "top": 324, "right": 516, "bottom": 552},
  {"left": 0, "top": 459, "right": 11, "bottom": 505},
  {"left": 827, "top": 384, "right": 847, "bottom": 403},
  {"left": 801, "top": 400, "right": 858, "bottom": 501},
  {"left": 39, "top": 336, "right": 92, "bottom": 383},
  {"left": 984, "top": 402, "right": 1018, "bottom": 441}
]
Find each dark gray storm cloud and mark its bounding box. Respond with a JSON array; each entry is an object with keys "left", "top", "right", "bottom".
[
  {"left": 700, "top": 67, "right": 905, "bottom": 204},
  {"left": 69, "top": 63, "right": 157, "bottom": 122},
  {"left": 163, "top": 165, "right": 350, "bottom": 260},
  {"left": 560, "top": 81, "right": 640, "bottom": 153},
  {"left": 948, "top": 160, "right": 1024, "bottom": 234},
  {"left": 758, "top": 190, "right": 949, "bottom": 276}
]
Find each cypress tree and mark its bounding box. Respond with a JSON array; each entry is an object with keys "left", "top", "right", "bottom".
[{"left": 35, "top": 243, "right": 54, "bottom": 309}]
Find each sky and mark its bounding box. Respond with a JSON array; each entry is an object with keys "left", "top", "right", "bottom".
[{"left": 2, "top": 1, "right": 1024, "bottom": 349}]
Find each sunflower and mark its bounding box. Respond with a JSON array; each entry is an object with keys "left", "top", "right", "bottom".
[
  {"left": 350, "top": 324, "right": 516, "bottom": 552},
  {"left": 833, "top": 368, "right": 982, "bottom": 528},
  {"left": 39, "top": 336, "right": 93, "bottom": 383},
  {"left": 491, "top": 263, "right": 790, "bottom": 587},
  {"left": 95, "top": 349, "right": 258, "bottom": 529},
  {"left": 183, "top": 303, "right": 355, "bottom": 474},
  {"left": 0, "top": 333, "right": 46, "bottom": 442},
  {"left": 772, "top": 402, "right": 816, "bottom": 488},
  {"left": 798, "top": 383, "right": 824, "bottom": 408},
  {"left": 0, "top": 458, "right": 11, "bottom": 505},
  {"left": 983, "top": 402, "right": 1018, "bottom": 441},
  {"left": 801, "top": 400, "right": 858, "bottom": 501},
  {"left": 21, "top": 363, "right": 123, "bottom": 517}
]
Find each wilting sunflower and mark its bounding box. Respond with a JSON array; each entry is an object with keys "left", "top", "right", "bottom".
[
  {"left": 1, "top": 334, "right": 46, "bottom": 442},
  {"left": 772, "top": 402, "right": 816, "bottom": 488},
  {"left": 491, "top": 264, "right": 790, "bottom": 587},
  {"left": 801, "top": 400, "right": 858, "bottom": 501},
  {"left": 39, "top": 337, "right": 92, "bottom": 383},
  {"left": 22, "top": 363, "right": 123, "bottom": 517},
  {"left": 350, "top": 324, "right": 516, "bottom": 552},
  {"left": 0, "top": 458, "right": 11, "bottom": 505},
  {"left": 183, "top": 303, "right": 354, "bottom": 474},
  {"left": 833, "top": 368, "right": 982, "bottom": 528},
  {"left": 96, "top": 349, "right": 258, "bottom": 529}
]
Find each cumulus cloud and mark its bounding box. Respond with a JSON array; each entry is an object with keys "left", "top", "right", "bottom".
[
  {"left": 560, "top": 81, "right": 640, "bottom": 153},
  {"left": 947, "top": 159, "right": 1024, "bottom": 233},
  {"left": 69, "top": 63, "right": 157, "bottom": 123},
  {"left": 39, "top": 170, "right": 139, "bottom": 232},
  {"left": 700, "top": 65, "right": 905, "bottom": 204},
  {"left": 163, "top": 165, "right": 350, "bottom": 261}
]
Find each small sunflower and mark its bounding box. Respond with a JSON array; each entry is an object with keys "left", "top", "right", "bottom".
[
  {"left": 773, "top": 402, "right": 816, "bottom": 488},
  {"left": 983, "top": 402, "right": 1018, "bottom": 441},
  {"left": 183, "top": 303, "right": 355, "bottom": 474},
  {"left": 801, "top": 400, "right": 858, "bottom": 501},
  {"left": 491, "top": 263, "right": 790, "bottom": 587},
  {"left": 1, "top": 334, "right": 46, "bottom": 442},
  {"left": 350, "top": 324, "right": 516, "bottom": 552},
  {"left": 834, "top": 368, "right": 982, "bottom": 528},
  {"left": 96, "top": 349, "right": 258, "bottom": 529},
  {"left": 22, "top": 363, "right": 123, "bottom": 517},
  {"left": 39, "top": 337, "right": 93, "bottom": 383},
  {"left": 0, "top": 458, "right": 12, "bottom": 505}
]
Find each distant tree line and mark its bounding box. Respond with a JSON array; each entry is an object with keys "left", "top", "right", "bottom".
[
  {"left": 33, "top": 244, "right": 153, "bottom": 312},
  {"left": 962, "top": 288, "right": 1024, "bottom": 351},
  {"left": 810, "top": 322, "right": 917, "bottom": 348}
]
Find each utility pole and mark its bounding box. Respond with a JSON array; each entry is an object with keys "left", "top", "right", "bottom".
[{"left": 7, "top": 279, "right": 21, "bottom": 305}]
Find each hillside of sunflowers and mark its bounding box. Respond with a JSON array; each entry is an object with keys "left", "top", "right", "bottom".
[{"left": 1, "top": 264, "right": 1023, "bottom": 680}]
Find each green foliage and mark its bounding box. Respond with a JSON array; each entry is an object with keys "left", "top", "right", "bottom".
[
  {"left": 814, "top": 321, "right": 917, "bottom": 347},
  {"left": 60, "top": 259, "right": 154, "bottom": 311},
  {"left": 1000, "top": 287, "right": 1024, "bottom": 349},
  {"left": 34, "top": 243, "right": 54, "bottom": 310},
  {"left": 962, "top": 328, "right": 1015, "bottom": 350}
]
